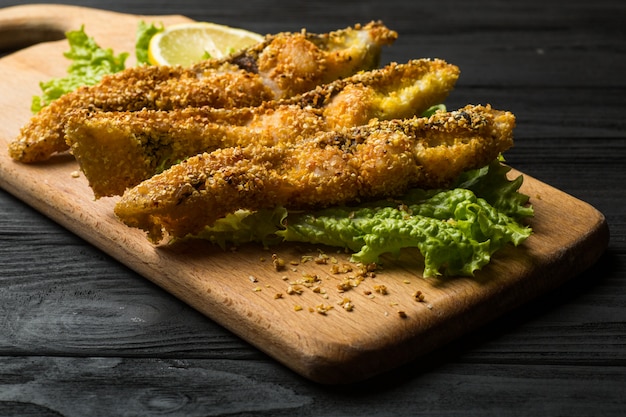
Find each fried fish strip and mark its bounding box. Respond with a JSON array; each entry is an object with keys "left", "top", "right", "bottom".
[
  {"left": 114, "top": 105, "right": 516, "bottom": 242},
  {"left": 8, "top": 21, "right": 397, "bottom": 163},
  {"left": 66, "top": 59, "right": 459, "bottom": 197}
]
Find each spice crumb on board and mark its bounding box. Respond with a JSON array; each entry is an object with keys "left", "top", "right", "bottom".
[
  {"left": 338, "top": 297, "right": 354, "bottom": 311},
  {"left": 331, "top": 263, "right": 353, "bottom": 274},
  {"left": 337, "top": 277, "right": 363, "bottom": 292},
  {"left": 374, "top": 284, "right": 388, "bottom": 295},
  {"left": 315, "top": 254, "right": 329, "bottom": 264},
  {"left": 314, "top": 304, "right": 333, "bottom": 315},
  {"left": 272, "top": 253, "right": 286, "bottom": 271},
  {"left": 255, "top": 249, "right": 427, "bottom": 317},
  {"left": 286, "top": 285, "right": 303, "bottom": 295}
]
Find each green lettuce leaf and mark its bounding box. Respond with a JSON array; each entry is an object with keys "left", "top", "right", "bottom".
[
  {"left": 280, "top": 188, "right": 530, "bottom": 277},
  {"left": 192, "top": 160, "right": 533, "bottom": 277},
  {"left": 192, "top": 208, "right": 288, "bottom": 249},
  {"left": 31, "top": 26, "right": 128, "bottom": 113},
  {"left": 135, "top": 21, "right": 164, "bottom": 65},
  {"left": 31, "top": 21, "right": 165, "bottom": 113},
  {"left": 420, "top": 103, "right": 447, "bottom": 117},
  {"left": 454, "top": 158, "right": 534, "bottom": 219}
]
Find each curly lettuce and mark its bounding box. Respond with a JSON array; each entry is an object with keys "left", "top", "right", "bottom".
[
  {"left": 31, "top": 26, "right": 129, "bottom": 113},
  {"left": 135, "top": 21, "right": 164, "bottom": 65},
  {"left": 30, "top": 22, "right": 162, "bottom": 113},
  {"left": 193, "top": 160, "right": 533, "bottom": 277}
]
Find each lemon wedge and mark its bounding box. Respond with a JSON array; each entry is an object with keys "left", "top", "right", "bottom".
[{"left": 148, "top": 22, "right": 265, "bottom": 66}]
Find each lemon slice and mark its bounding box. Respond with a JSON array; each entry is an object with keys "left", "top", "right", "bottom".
[{"left": 148, "top": 22, "right": 265, "bottom": 66}]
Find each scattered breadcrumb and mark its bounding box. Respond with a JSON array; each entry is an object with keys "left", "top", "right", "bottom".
[
  {"left": 300, "top": 273, "right": 321, "bottom": 287},
  {"left": 314, "top": 252, "right": 329, "bottom": 264},
  {"left": 286, "top": 285, "right": 303, "bottom": 295},
  {"left": 330, "top": 263, "right": 353, "bottom": 274},
  {"left": 315, "top": 304, "right": 333, "bottom": 315},
  {"left": 271, "top": 254, "right": 286, "bottom": 271},
  {"left": 264, "top": 251, "right": 417, "bottom": 317},
  {"left": 374, "top": 284, "right": 388, "bottom": 295},
  {"left": 338, "top": 297, "right": 354, "bottom": 311}
]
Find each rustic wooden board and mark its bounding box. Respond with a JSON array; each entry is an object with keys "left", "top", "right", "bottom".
[{"left": 0, "top": 4, "right": 609, "bottom": 384}]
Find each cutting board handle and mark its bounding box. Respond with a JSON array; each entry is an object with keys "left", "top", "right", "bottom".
[{"left": 0, "top": 4, "right": 96, "bottom": 51}]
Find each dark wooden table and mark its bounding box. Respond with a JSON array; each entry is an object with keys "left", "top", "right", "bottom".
[{"left": 1, "top": 0, "right": 624, "bottom": 415}]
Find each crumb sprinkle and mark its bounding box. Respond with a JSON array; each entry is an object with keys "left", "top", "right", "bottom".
[
  {"left": 286, "top": 285, "right": 303, "bottom": 295},
  {"left": 374, "top": 284, "right": 388, "bottom": 295},
  {"left": 271, "top": 254, "right": 286, "bottom": 271},
  {"left": 413, "top": 290, "right": 426, "bottom": 302},
  {"left": 315, "top": 303, "right": 333, "bottom": 315}
]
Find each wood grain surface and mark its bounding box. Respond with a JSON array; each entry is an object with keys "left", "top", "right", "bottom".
[
  {"left": 1, "top": 0, "right": 624, "bottom": 415},
  {"left": 0, "top": 4, "right": 610, "bottom": 384}
]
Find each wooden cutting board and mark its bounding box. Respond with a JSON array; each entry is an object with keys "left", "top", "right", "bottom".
[{"left": 0, "top": 4, "right": 609, "bottom": 384}]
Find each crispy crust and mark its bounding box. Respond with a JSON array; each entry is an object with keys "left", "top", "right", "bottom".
[
  {"left": 114, "top": 104, "right": 515, "bottom": 242},
  {"left": 9, "top": 21, "right": 397, "bottom": 162},
  {"left": 65, "top": 59, "right": 459, "bottom": 197}
]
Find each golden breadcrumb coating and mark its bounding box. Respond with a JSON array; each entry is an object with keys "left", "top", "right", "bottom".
[
  {"left": 65, "top": 59, "right": 459, "bottom": 198},
  {"left": 114, "top": 104, "right": 515, "bottom": 242},
  {"left": 8, "top": 21, "right": 396, "bottom": 163}
]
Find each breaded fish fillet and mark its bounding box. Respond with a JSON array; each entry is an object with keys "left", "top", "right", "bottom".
[
  {"left": 66, "top": 59, "right": 459, "bottom": 197},
  {"left": 8, "top": 21, "right": 397, "bottom": 163},
  {"left": 114, "top": 105, "right": 516, "bottom": 242}
]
